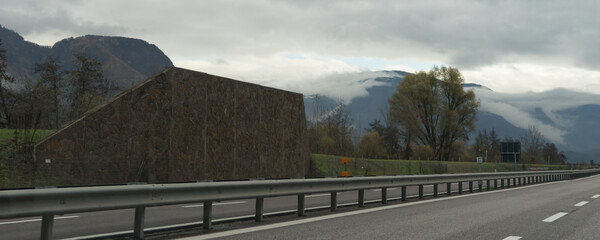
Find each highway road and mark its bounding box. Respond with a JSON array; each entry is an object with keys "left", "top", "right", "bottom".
[
  {"left": 185, "top": 174, "right": 600, "bottom": 240},
  {"left": 1, "top": 181, "right": 473, "bottom": 239}
]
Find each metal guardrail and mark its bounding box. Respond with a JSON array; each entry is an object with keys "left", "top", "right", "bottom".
[{"left": 1, "top": 169, "right": 598, "bottom": 239}]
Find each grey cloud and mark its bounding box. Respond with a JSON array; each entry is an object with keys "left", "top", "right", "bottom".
[
  {"left": 1, "top": 0, "right": 598, "bottom": 70},
  {"left": 0, "top": 0, "right": 127, "bottom": 44}
]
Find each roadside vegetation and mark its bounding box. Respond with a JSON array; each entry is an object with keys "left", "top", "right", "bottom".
[
  {"left": 310, "top": 154, "right": 589, "bottom": 177},
  {"left": 1, "top": 38, "right": 111, "bottom": 188},
  {"left": 308, "top": 66, "right": 569, "bottom": 166}
]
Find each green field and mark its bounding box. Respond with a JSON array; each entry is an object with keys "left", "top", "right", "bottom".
[
  {"left": 310, "top": 154, "right": 580, "bottom": 177},
  {"left": 0, "top": 129, "right": 56, "bottom": 143}
]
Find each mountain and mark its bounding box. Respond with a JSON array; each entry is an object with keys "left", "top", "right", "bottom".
[
  {"left": 304, "top": 71, "right": 600, "bottom": 163},
  {"left": 0, "top": 24, "right": 173, "bottom": 89}
]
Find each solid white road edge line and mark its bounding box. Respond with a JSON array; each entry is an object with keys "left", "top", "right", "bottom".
[
  {"left": 574, "top": 201, "right": 589, "bottom": 207},
  {"left": 0, "top": 215, "right": 79, "bottom": 225},
  {"left": 502, "top": 236, "right": 522, "bottom": 240},
  {"left": 542, "top": 212, "right": 568, "bottom": 223},
  {"left": 183, "top": 181, "right": 563, "bottom": 240}
]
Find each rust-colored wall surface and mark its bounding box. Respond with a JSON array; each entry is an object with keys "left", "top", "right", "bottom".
[{"left": 34, "top": 67, "right": 309, "bottom": 186}]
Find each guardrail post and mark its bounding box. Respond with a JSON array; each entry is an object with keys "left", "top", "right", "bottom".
[
  {"left": 486, "top": 180, "right": 491, "bottom": 190},
  {"left": 418, "top": 185, "right": 424, "bottom": 199},
  {"left": 433, "top": 184, "right": 438, "bottom": 197},
  {"left": 41, "top": 214, "right": 54, "bottom": 240},
  {"left": 402, "top": 186, "right": 407, "bottom": 201},
  {"left": 331, "top": 192, "right": 338, "bottom": 211},
  {"left": 458, "top": 182, "right": 463, "bottom": 194},
  {"left": 501, "top": 179, "right": 504, "bottom": 188},
  {"left": 447, "top": 183, "right": 452, "bottom": 196},
  {"left": 382, "top": 188, "right": 388, "bottom": 204},
  {"left": 518, "top": 178, "right": 522, "bottom": 186},
  {"left": 203, "top": 201, "right": 213, "bottom": 229},
  {"left": 255, "top": 197, "right": 264, "bottom": 222},
  {"left": 134, "top": 207, "right": 145, "bottom": 239},
  {"left": 478, "top": 181, "right": 482, "bottom": 192},
  {"left": 469, "top": 181, "right": 473, "bottom": 193},
  {"left": 358, "top": 189, "right": 365, "bottom": 207},
  {"left": 298, "top": 194, "right": 305, "bottom": 216}
]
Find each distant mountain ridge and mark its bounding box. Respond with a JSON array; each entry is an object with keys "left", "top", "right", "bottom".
[
  {"left": 0, "top": 24, "right": 173, "bottom": 89},
  {"left": 304, "top": 71, "right": 600, "bottom": 163}
]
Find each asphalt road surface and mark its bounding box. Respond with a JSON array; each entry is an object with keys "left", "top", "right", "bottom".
[{"left": 184, "top": 175, "right": 600, "bottom": 240}]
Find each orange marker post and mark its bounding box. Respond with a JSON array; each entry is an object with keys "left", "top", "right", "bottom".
[{"left": 341, "top": 158, "right": 349, "bottom": 177}]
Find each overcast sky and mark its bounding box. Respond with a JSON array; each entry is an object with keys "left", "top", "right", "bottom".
[{"left": 1, "top": 0, "right": 599, "bottom": 96}]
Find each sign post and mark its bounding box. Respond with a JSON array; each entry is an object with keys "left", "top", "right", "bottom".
[{"left": 477, "top": 157, "right": 483, "bottom": 189}]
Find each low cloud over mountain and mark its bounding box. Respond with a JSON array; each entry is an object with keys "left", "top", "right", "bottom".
[{"left": 305, "top": 71, "right": 600, "bottom": 162}]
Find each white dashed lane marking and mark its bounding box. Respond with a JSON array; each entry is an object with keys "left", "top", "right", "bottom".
[
  {"left": 182, "top": 201, "right": 246, "bottom": 208},
  {"left": 592, "top": 194, "right": 600, "bottom": 199},
  {"left": 502, "top": 236, "right": 522, "bottom": 240},
  {"left": 306, "top": 193, "right": 340, "bottom": 198},
  {"left": 542, "top": 212, "right": 568, "bottom": 223},
  {"left": 574, "top": 201, "right": 589, "bottom": 207},
  {"left": 0, "top": 215, "right": 79, "bottom": 225}
]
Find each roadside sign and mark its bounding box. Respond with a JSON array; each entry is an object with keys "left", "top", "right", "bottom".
[
  {"left": 341, "top": 171, "right": 349, "bottom": 177},
  {"left": 477, "top": 157, "right": 483, "bottom": 163},
  {"left": 341, "top": 158, "right": 348, "bottom": 163}
]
